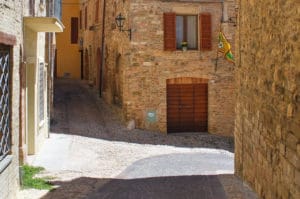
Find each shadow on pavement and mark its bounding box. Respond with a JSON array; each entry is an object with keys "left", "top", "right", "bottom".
[
  {"left": 51, "top": 79, "right": 234, "bottom": 153},
  {"left": 42, "top": 175, "right": 228, "bottom": 199}
]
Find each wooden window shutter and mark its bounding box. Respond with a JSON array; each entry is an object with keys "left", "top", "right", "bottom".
[
  {"left": 85, "top": 7, "right": 87, "bottom": 30},
  {"left": 79, "top": 10, "right": 82, "bottom": 29},
  {"left": 95, "top": 0, "right": 99, "bottom": 23},
  {"left": 200, "top": 13, "right": 212, "bottom": 51},
  {"left": 71, "top": 17, "right": 79, "bottom": 44},
  {"left": 164, "top": 13, "right": 176, "bottom": 51}
]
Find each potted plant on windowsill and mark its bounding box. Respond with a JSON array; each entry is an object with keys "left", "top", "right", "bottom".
[{"left": 181, "top": 42, "right": 188, "bottom": 51}]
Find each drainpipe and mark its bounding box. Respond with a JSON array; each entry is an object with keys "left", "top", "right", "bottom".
[
  {"left": 99, "top": 0, "right": 106, "bottom": 97},
  {"left": 47, "top": 0, "right": 53, "bottom": 139}
]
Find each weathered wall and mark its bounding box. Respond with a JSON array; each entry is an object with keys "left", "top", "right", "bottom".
[
  {"left": 79, "top": 0, "right": 103, "bottom": 87},
  {"left": 0, "top": 0, "right": 22, "bottom": 198},
  {"left": 101, "top": 0, "right": 130, "bottom": 107},
  {"left": 102, "top": 0, "right": 236, "bottom": 135},
  {"left": 23, "top": 0, "right": 50, "bottom": 155},
  {"left": 235, "top": 0, "right": 300, "bottom": 198},
  {"left": 57, "top": 0, "right": 81, "bottom": 79}
]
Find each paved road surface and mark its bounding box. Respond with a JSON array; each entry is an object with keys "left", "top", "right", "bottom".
[{"left": 18, "top": 79, "right": 257, "bottom": 199}]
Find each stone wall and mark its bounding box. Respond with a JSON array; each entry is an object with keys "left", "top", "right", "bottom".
[
  {"left": 102, "top": 0, "right": 236, "bottom": 135},
  {"left": 235, "top": 0, "right": 300, "bottom": 198},
  {"left": 96, "top": 0, "right": 130, "bottom": 107},
  {"left": 80, "top": 0, "right": 104, "bottom": 87},
  {"left": 0, "top": 0, "right": 22, "bottom": 198}
]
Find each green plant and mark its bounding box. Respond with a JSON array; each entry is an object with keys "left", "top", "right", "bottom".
[
  {"left": 21, "top": 165, "right": 53, "bottom": 190},
  {"left": 181, "top": 41, "right": 188, "bottom": 47}
]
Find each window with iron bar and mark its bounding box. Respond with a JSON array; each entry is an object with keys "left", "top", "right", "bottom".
[
  {"left": 0, "top": 44, "right": 11, "bottom": 161},
  {"left": 38, "top": 62, "right": 45, "bottom": 124}
]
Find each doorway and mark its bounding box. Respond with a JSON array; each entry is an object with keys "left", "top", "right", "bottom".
[{"left": 167, "top": 78, "right": 208, "bottom": 133}]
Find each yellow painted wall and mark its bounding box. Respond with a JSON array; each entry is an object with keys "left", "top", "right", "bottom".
[
  {"left": 56, "top": 0, "right": 80, "bottom": 79},
  {"left": 24, "top": 28, "right": 49, "bottom": 155}
]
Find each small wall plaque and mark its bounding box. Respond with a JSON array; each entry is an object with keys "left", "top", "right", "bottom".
[{"left": 146, "top": 110, "right": 156, "bottom": 123}]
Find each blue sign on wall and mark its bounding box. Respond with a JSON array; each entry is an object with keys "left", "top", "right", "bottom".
[{"left": 146, "top": 110, "right": 156, "bottom": 123}]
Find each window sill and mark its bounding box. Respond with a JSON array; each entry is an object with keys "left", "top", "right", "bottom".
[
  {"left": 176, "top": 49, "right": 199, "bottom": 52},
  {"left": 0, "top": 155, "right": 13, "bottom": 174},
  {"left": 176, "top": 50, "right": 199, "bottom": 52}
]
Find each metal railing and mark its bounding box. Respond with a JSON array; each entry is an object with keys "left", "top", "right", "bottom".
[
  {"left": 0, "top": 45, "right": 10, "bottom": 161},
  {"left": 38, "top": 62, "right": 45, "bottom": 123},
  {"left": 47, "top": 0, "right": 62, "bottom": 21},
  {"left": 53, "top": 0, "right": 62, "bottom": 20}
]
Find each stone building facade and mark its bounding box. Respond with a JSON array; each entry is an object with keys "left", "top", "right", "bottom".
[
  {"left": 79, "top": 0, "right": 104, "bottom": 89},
  {"left": 23, "top": 1, "right": 63, "bottom": 156},
  {"left": 81, "top": 0, "right": 237, "bottom": 135},
  {"left": 0, "top": 1, "right": 63, "bottom": 198},
  {"left": 235, "top": 0, "right": 299, "bottom": 198},
  {"left": 0, "top": 1, "right": 22, "bottom": 198}
]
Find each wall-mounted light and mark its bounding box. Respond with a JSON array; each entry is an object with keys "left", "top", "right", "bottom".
[{"left": 115, "top": 13, "right": 132, "bottom": 40}]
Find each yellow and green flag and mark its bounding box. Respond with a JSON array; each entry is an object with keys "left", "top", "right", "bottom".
[{"left": 218, "top": 32, "right": 234, "bottom": 63}]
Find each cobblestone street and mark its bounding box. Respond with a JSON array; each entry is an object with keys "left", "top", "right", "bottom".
[
  {"left": 18, "top": 79, "right": 257, "bottom": 199},
  {"left": 51, "top": 79, "right": 234, "bottom": 151}
]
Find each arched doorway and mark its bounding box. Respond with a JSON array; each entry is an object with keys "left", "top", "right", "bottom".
[
  {"left": 167, "top": 77, "right": 208, "bottom": 133},
  {"left": 113, "top": 53, "right": 122, "bottom": 106},
  {"left": 84, "top": 48, "right": 89, "bottom": 80}
]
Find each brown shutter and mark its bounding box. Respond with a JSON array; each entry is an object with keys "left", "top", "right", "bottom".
[
  {"left": 200, "top": 13, "right": 212, "bottom": 51},
  {"left": 71, "top": 17, "right": 79, "bottom": 44},
  {"left": 95, "top": 0, "right": 99, "bottom": 23},
  {"left": 79, "top": 10, "right": 82, "bottom": 29},
  {"left": 85, "top": 7, "right": 87, "bottom": 30},
  {"left": 164, "top": 13, "right": 176, "bottom": 51}
]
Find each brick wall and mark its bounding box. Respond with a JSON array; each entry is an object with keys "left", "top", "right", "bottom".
[
  {"left": 102, "top": 0, "right": 236, "bottom": 135},
  {"left": 0, "top": 1, "right": 22, "bottom": 198},
  {"left": 235, "top": 0, "right": 300, "bottom": 198}
]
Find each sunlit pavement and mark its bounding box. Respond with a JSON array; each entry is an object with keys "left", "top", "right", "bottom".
[{"left": 18, "top": 79, "right": 257, "bottom": 199}]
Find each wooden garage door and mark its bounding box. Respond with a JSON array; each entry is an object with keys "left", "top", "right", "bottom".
[{"left": 167, "top": 83, "right": 208, "bottom": 133}]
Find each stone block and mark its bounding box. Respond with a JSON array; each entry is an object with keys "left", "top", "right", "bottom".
[
  {"left": 286, "top": 147, "right": 300, "bottom": 169},
  {"left": 290, "top": 183, "right": 300, "bottom": 199},
  {"left": 279, "top": 143, "right": 286, "bottom": 156},
  {"left": 286, "top": 132, "right": 299, "bottom": 151},
  {"left": 287, "top": 103, "right": 294, "bottom": 118},
  {"left": 142, "top": 62, "right": 153, "bottom": 67},
  {"left": 295, "top": 169, "right": 300, "bottom": 186},
  {"left": 127, "top": 120, "right": 135, "bottom": 130}
]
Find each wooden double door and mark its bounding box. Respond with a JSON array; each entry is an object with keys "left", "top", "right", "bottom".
[{"left": 167, "top": 83, "right": 208, "bottom": 133}]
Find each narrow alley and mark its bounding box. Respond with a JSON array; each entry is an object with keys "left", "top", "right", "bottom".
[
  {"left": 19, "top": 79, "right": 257, "bottom": 199},
  {"left": 0, "top": 1, "right": 298, "bottom": 199}
]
